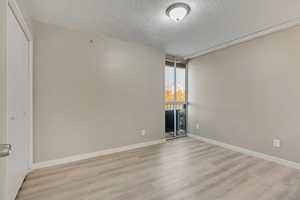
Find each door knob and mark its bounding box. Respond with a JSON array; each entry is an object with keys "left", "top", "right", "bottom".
[{"left": 0, "top": 144, "right": 12, "bottom": 158}]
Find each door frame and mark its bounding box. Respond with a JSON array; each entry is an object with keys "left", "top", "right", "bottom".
[{"left": 8, "top": 0, "right": 33, "bottom": 170}]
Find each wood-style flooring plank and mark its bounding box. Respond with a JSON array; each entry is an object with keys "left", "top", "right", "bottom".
[{"left": 16, "top": 137, "right": 300, "bottom": 200}]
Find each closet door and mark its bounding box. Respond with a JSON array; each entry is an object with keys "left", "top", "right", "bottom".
[{"left": 6, "top": 6, "right": 30, "bottom": 200}]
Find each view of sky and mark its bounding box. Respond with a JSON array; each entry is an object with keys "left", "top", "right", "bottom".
[
  {"left": 165, "top": 66, "right": 185, "bottom": 93},
  {"left": 165, "top": 66, "right": 186, "bottom": 104}
]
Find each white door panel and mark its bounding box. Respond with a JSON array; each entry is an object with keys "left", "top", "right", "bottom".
[{"left": 7, "top": 6, "right": 30, "bottom": 200}]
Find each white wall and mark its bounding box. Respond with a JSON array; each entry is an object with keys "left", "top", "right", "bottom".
[
  {"left": 188, "top": 26, "right": 300, "bottom": 163},
  {"left": 15, "top": 0, "right": 32, "bottom": 29},
  {"left": 33, "top": 21, "right": 165, "bottom": 163}
]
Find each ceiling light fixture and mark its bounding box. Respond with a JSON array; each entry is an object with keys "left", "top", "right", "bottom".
[{"left": 166, "top": 2, "right": 191, "bottom": 22}]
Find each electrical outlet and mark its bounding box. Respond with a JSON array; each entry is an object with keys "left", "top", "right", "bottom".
[
  {"left": 141, "top": 129, "right": 146, "bottom": 136},
  {"left": 273, "top": 139, "right": 281, "bottom": 148},
  {"left": 196, "top": 123, "right": 200, "bottom": 129}
]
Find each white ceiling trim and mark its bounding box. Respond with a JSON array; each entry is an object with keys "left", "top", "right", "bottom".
[{"left": 185, "top": 17, "right": 300, "bottom": 59}]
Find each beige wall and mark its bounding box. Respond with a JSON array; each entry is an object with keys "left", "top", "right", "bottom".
[
  {"left": 188, "top": 26, "right": 300, "bottom": 163},
  {"left": 33, "top": 21, "right": 165, "bottom": 163}
]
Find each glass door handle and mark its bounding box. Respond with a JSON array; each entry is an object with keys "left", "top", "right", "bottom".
[{"left": 0, "top": 144, "right": 12, "bottom": 158}]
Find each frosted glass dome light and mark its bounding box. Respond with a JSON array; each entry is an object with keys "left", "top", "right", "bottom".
[{"left": 166, "top": 3, "right": 191, "bottom": 22}]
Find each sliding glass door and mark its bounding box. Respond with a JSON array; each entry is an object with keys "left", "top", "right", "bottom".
[{"left": 165, "top": 60, "right": 187, "bottom": 139}]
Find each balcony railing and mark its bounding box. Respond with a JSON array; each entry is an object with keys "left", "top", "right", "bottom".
[{"left": 165, "top": 102, "right": 187, "bottom": 138}]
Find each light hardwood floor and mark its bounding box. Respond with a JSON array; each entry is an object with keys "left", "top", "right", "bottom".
[{"left": 17, "top": 137, "right": 300, "bottom": 200}]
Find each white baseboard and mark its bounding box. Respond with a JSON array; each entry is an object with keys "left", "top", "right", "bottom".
[
  {"left": 32, "top": 139, "right": 166, "bottom": 170},
  {"left": 188, "top": 133, "right": 300, "bottom": 170}
]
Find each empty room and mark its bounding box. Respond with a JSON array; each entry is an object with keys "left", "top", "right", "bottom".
[{"left": 1, "top": 0, "right": 300, "bottom": 199}]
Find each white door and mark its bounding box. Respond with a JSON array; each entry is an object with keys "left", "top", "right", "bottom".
[{"left": 6, "top": 6, "right": 31, "bottom": 200}]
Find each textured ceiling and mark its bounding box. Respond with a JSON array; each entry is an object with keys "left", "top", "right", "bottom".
[{"left": 29, "top": 0, "right": 300, "bottom": 58}]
